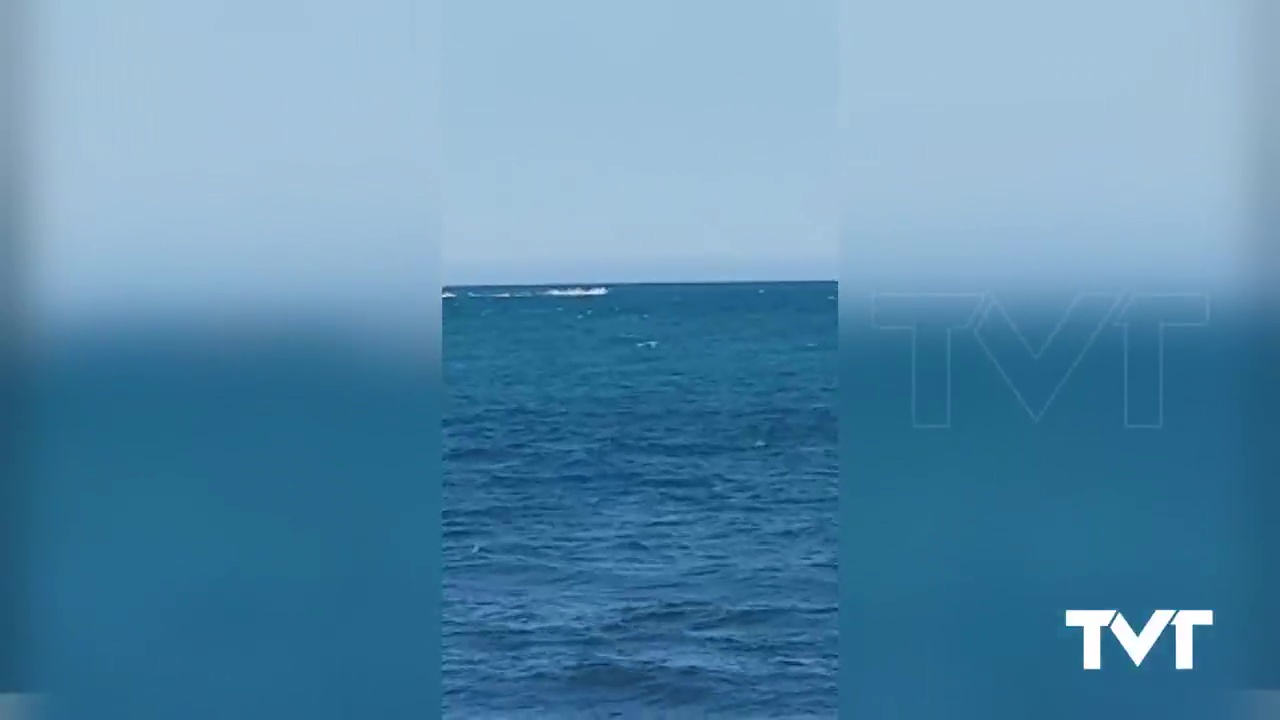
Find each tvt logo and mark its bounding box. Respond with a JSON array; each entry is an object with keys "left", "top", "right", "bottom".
[
  {"left": 1065, "top": 609, "right": 1213, "bottom": 670},
  {"left": 871, "top": 291, "right": 1210, "bottom": 428}
]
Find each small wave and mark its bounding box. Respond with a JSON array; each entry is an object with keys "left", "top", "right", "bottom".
[
  {"left": 636, "top": 340, "right": 658, "bottom": 349},
  {"left": 542, "top": 286, "right": 609, "bottom": 297},
  {"left": 467, "top": 291, "right": 533, "bottom": 299},
  {"left": 442, "top": 291, "right": 457, "bottom": 299}
]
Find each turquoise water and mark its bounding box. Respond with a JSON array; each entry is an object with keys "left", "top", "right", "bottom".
[
  {"left": 444, "top": 281, "right": 838, "bottom": 717},
  {"left": 20, "top": 282, "right": 1275, "bottom": 719},
  {"left": 30, "top": 327, "right": 440, "bottom": 719},
  {"left": 841, "top": 290, "right": 1263, "bottom": 719}
]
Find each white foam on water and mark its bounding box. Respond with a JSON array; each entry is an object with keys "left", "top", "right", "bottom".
[
  {"left": 542, "top": 287, "right": 609, "bottom": 297},
  {"left": 466, "top": 291, "right": 534, "bottom": 299}
]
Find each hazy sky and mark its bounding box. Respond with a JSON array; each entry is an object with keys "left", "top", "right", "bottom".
[
  {"left": 35, "top": 0, "right": 1251, "bottom": 312},
  {"left": 36, "top": 0, "right": 438, "bottom": 318},
  {"left": 842, "top": 0, "right": 1247, "bottom": 287},
  {"left": 440, "top": 0, "right": 839, "bottom": 285}
]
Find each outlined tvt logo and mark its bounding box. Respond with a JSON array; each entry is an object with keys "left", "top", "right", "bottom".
[
  {"left": 1066, "top": 609, "right": 1213, "bottom": 669},
  {"left": 871, "top": 291, "right": 1210, "bottom": 428}
]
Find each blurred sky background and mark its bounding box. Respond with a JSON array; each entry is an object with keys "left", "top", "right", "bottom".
[
  {"left": 842, "top": 0, "right": 1248, "bottom": 289},
  {"left": 34, "top": 0, "right": 439, "bottom": 323},
  {"left": 31, "top": 0, "right": 1257, "bottom": 303}
]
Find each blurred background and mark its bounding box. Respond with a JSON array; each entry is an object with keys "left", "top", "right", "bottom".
[
  {"left": 7, "top": 1, "right": 441, "bottom": 718},
  {"left": 3, "top": 0, "right": 1276, "bottom": 717},
  {"left": 840, "top": 0, "right": 1278, "bottom": 717}
]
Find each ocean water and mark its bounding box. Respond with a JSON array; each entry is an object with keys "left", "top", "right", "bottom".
[
  {"left": 28, "top": 325, "right": 440, "bottom": 720},
  {"left": 14, "top": 284, "right": 1277, "bottom": 719},
  {"left": 840, "top": 290, "right": 1268, "bottom": 719},
  {"left": 443, "top": 282, "right": 838, "bottom": 717}
]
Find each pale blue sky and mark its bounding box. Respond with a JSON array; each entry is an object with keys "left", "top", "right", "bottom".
[
  {"left": 842, "top": 0, "right": 1247, "bottom": 287},
  {"left": 37, "top": 0, "right": 438, "bottom": 318},
  {"left": 440, "top": 0, "right": 839, "bottom": 285},
  {"left": 36, "top": 0, "right": 1251, "bottom": 313},
  {"left": 38, "top": 0, "right": 838, "bottom": 312}
]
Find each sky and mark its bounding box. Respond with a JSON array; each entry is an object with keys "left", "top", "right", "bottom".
[
  {"left": 440, "top": 0, "right": 839, "bottom": 285},
  {"left": 35, "top": 0, "right": 439, "bottom": 320},
  {"left": 842, "top": 0, "right": 1248, "bottom": 288},
  {"left": 35, "top": 0, "right": 838, "bottom": 316},
  {"left": 32, "top": 0, "right": 1256, "bottom": 314}
]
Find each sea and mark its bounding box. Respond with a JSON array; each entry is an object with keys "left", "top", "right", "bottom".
[
  {"left": 840, "top": 288, "right": 1270, "bottom": 719},
  {"left": 25, "top": 317, "right": 441, "bottom": 720},
  {"left": 18, "top": 280, "right": 1274, "bottom": 719},
  {"left": 443, "top": 281, "right": 839, "bottom": 718}
]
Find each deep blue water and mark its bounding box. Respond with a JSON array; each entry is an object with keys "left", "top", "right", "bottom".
[
  {"left": 21, "top": 283, "right": 1274, "bottom": 719},
  {"left": 29, "top": 326, "right": 439, "bottom": 720},
  {"left": 841, "top": 290, "right": 1270, "bottom": 719},
  {"left": 443, "top": 282, "right": 838, "bottom": 717}
]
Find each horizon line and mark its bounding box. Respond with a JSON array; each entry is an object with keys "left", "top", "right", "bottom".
[{"left": 442, "top": 277, "right": 838, "bottom": 289}]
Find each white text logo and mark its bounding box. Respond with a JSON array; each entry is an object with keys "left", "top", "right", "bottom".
[{"left": 1065, "top": 609, "right": 1213, "bottom": 669}]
